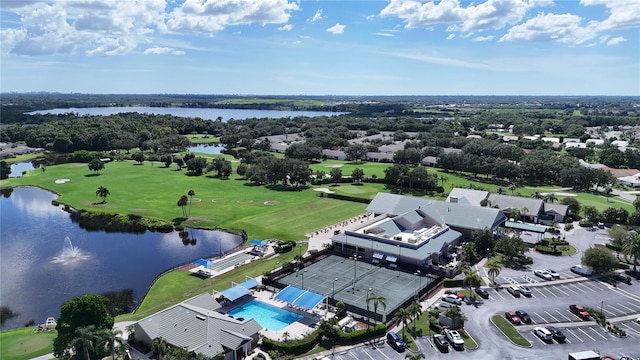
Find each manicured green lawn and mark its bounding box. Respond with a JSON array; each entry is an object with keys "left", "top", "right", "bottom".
[
  {"left": 491, "top": 315, "right": 531, "bottom": 347},
  {"left": 3, "top": 161, "right": 366, "bottom": 240},
  {"left": 308, "top": 160, "right": 391, "bottom": 180},
  {"left": 0, "top": 327, "right": 56, "bottom": 360},
  {"left": 185, "top": 134, "right": 220, "bottom": 144}
]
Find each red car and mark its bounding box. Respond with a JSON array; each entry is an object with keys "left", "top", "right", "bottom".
[
  {"left": 569, "top": 305, "right": 590, "bottom": 320},
  {"left": 505, "top": 311, "right": 521, "bottom": 324}
]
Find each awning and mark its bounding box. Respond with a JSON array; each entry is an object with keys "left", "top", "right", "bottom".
[
  {"left": 239, "top": 278, "right": 259, "bottom": 290},
  {"left": 275, "top": 286, "right": 326, "bottom": 310},
  {"left": 372, "top": 252, "right": 385, "bottom": 260},
  {"left": 504, "top": 221, "right": 547, "bottom": 233},
  {"left": 386, "top": 255, "right": 398, "bottom": 263},
  {"left": 248, "top": 239, "right": 268, "bottom": 247},
  {"left": 221, "top": 286, "right": 250, "bottom": 302}
]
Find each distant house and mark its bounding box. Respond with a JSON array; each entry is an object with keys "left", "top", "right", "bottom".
[
  {"left": 618, "top": 173, "right": 640, "bottom": 188},
  {"left": 133, "top": 293, "right": 262, "bottom": 359},
  {"left": 366, "top": 152, "right": 394, "bottom": 162},
  {"left": 421, "top": 156, "right": 438, "bottom": 167},
  {"left": 322, "top": 149, "right": 346, "bottom": 160}
]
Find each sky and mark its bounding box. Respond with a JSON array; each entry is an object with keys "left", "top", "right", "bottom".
[{"left": 1, "top": 0, "right": 638, "bottom": 96}]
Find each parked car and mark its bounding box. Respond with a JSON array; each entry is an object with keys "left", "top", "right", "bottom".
[
  {"left": 433, "top": 302, "right": 451, "bottom": 309},
  {"left": 444, "top": 289, "right": 465, "bottom": 299},
  {"left": 387, "top": 331, "right": 406, "bottom": 351},
  {"left": 625, "top": 269, "right": 640, "bottom": 279},
  {"left": 634, "top": 317, "right": 640, "bottom": 324},
  {"left": 570, "top": 265, "right": 593, "bottom": 276},
  {"left": 518, "top": 285, "right": 532, "bottom": 297},
  {"left": 534, "top": 269, "right": 553, "bottom": 280},
  {"left": 507, "top": 285, "right": 521, "bottom": 297},
  {"left": 569, "top": 304, "right": 590, "bottom": 320},
  {"left": 474, "top": 287, "right": 489, "bottom": 299},
  {"left": 597, "top": 222, "right": 605, "bottom": 229},
  {"left": 516, "top": 310, "right": 532, "bottom": 323},
  {"left": 613, "top": 273, "right": 632, "bottom": 285},
  {"left": 544, "top": 268, "right": 560, "bottom": 279},
  {"left": 444, "top": 329, "right": 464, "bottom": 350},
  {"left": 433, "top": 334, "right": 449, "bottom": 352},
  {"left": 442, "top": 294, "right": 462, "bottom": 305},
  {"left": 545, "top": 325, "right": 566, "bottom": 342},
  {"left": 533, "top": 327, "right": 553, "bottom": 342},
  {"left": 505, "top": 311, "right": 521, "bottom": 324}
]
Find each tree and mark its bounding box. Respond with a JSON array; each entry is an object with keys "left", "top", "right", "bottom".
[
  {"left": 473, "top": 229, "right": 494, "bottom": 257},
  {"left": 173, "top": 157, "right": 184, "bottom": 170},
  {"left": 635, "top": 196, "right": 640, "bottom": 213},
  {"left": 444, "top": 305, "right": 467, "bottom": 329},
  {"left": 152, "top": 337, "right": 167, "bottom": 360},
  {"left": 95, "top": 186, "right": 110, "bottom": 204},
  {"left": 395, "top": 308, "right": 411, "bottom": 339},
  {"left": 71, "top": 326, "right": 97, "bottom": 360},
  {"left": 508, "top": 183, "right": 516, "bottom": 195},
  {"left": 177, "top": 195, "right": 189, "bottom": 218},
  {"left": 0, "top": 160, "right": 11, "bottom": 180},
  {"left": 408, "top": 301, "right": 422, "bottom": 332},
  {"left": 622, "top": 232, "right": 640, "bottom": 271},
  {"left": 88, "top": 159, "right": 105, "bottom": 174},
  {"left": 53, "top": 294, "right": 114, "bottom": 359},
  {"left": 495, "top": 235, "right": 529, "bottom": 262},
  {"left": 96, "top": 328, "right": 125, "bottom": 360},
  {"left": 608, "top": 225, "right": 628, "bottom": 246},
  {"left": 605, "top": 186, "right": 613, "bottom": 202},
  {"left": 329, "top": 167, "right": 342, "bottom": 183},
  {"left": 367, "top": 293, "right": 386, "bottom": 324},
  {"left": 543, "top": 193, "right": 558, "bottom": 203},
  {"left": 344, "top": 143, "right": 367, "bottom": 163},
  {"left": 351, "top": 168, "right": 364, "bottom": 183},
  {"left": 531, "top": 191, "right": 543, "bottom": 199},
  {"left": 185, "top": 156, "right": 207, "bottom": 175},
  {"left": 561, "top": 196, "right": 581, "bottom": 215},
  {"left": 133, "top": 152, "right": 145, "bottom": 164},
  {"left": 187, "top": 189, "right": 195, "bottom": 217},
  {"left": 161, "top": 154, "right": 173, "bottom": 168},
  {"left": 583, "top": 205, "right": 598, "bottom": 222},
  {"left": 487, "top": 261, "right": 502, "bottom": 284},
  {"left": 581, "top": 246, "right": 617, "bottom": 274},
  {"left": 462, "top": 269, "right": 482, "bottom": 300}
]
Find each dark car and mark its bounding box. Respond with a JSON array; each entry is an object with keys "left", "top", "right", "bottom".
[
  {"left": 545, "top": 325, "right": 566, "bottom": 342},
  {"left": 569, "top": 304, "right": 590, "bottom": 320},
  {"left": 614, "top": 273, "right": 632, "bottom": 285},
  {"left": 516, "top": 310, "right": 532, "bottom": 323},
  {"left": 433, "top": 334, "right": 449, "bottom": 352},
  {"left": 505, "top": 311, "right": 521, "bottom": 324},
  {"left": 474, "top": 287, "right": 489, "bottom": 299},
  {"left": 626, "top": 269, "right": 640, "bottom": 279},
  {"left": 387, "top": 331, "right": 406, "bottom": 352}
]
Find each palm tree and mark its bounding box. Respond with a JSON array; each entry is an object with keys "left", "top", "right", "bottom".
[
  {"left": 439, "top": 175, "right": 448, "bottom": 188},
  {"left": 520, "top": 206, "right": 529, "bottom": 222},
  {"left": 634, "top": 195, "right": 640, "bottom": 212},
  {"left": 543, "top": 193, "right": 558, "bottom": 203},
  {"left": 95, "top": 186, "right": 110, "bottom": 204},
  {"left": 531, "top": 191, "right": 543, "bottom": 199},
  {"left": 508, "top": 183, "right": 516, "bottom": 195},
  {"left": 282, "top": 331, "right": 290, "bottom": 342},
  {"left": 395, "top": 308, "right": 411, "bottom": 339},
  {"left": 187, "top": 189, "right": 195, "bottom": 216},
  {"left": 367, "top": 294, "right": 386, "bottom": 324},
  {"left": 72, "top": 325, "right": 96, "bottom": 360},
  {"left": 177, "top": 195, "right": 189, "bottom": 217},
  {"left": 96, "top": 328, "right": 125, "bottom": 360},
  {"left": 605, "top": 186, "right": 613, "bottom": 202},
  {"left": 405, "top": 353, "right": 425, "bottom": 360},
  {"left": 408, "top": 301, "right": 422, "bottom": 332},
  {"left": 462, "top": 269, "right": 482, "bottom": 300},
  {"left": 152, "top": 337, "right": 167, "bottom": 360},
  {"left": 487, "top": 261, "right": 502, "bottom": 285},
  {"left": 622, "top": 232, "right": 640, "bottom": 271}
]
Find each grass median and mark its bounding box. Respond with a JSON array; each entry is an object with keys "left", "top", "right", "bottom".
[{"left": 491, "top": 315, "right": 531, "bottom": 347}]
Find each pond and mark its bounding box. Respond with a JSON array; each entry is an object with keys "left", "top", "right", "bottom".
[
  {"left": 0, "top": 187, "right": 244, "bottom": 330},
  {"left": 187, "top": 143, "right": 223, "bottom": 155},
  {"left": 9, "top": 162, "right": 36, "bottom": 177},
  {"left": 28, "top": 107, "right": 346, "bottom": 122}
]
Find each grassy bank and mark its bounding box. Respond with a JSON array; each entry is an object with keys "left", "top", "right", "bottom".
[{"left": 0, "top": 327, "right": 56, "bottom": 360}]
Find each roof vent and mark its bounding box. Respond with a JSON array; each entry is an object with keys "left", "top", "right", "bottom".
[{"left": 196, "top": 315, "right": 206, "bottom": 321}]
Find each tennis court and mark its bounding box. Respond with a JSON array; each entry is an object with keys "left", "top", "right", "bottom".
[{"left": 277, "top": 255, "right": 436, "bottom": 322}]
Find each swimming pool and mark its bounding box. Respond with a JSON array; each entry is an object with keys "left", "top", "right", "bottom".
[{"left": 228, "top": 300, "right": 302, "bottom": 331}]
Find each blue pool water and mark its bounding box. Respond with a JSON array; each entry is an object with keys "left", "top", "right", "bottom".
[{"left": 228, "top": 300, "right": 302, "bottom": 331}]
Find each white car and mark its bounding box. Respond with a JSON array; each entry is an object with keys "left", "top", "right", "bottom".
[
  {"left": 533, "top": 327, "right": 553, "bottom": 342},
  {"left": 634, "top": 317, "right": 640, "bottom": 324},
  {"left": 534, "top": 269, "right": 553, "bottom": 281},
  {"left": 518, "top": 285, "right": 532, "bottom": 297},
  {"left": 441, "top": 294, "right": 462, "bottom": 305},
  {"left": 433, "top": 302, "right": 451, "bottom": 309},
  {"left": 444, "top": 329, "right": 465, "bottom": 349},
  {"left": 544, "top": 269, "right": 560, "bottom": 279}
]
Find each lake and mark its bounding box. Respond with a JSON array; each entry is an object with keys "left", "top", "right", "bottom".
[
  {"left": 0, "top": 187, "right": 244, "bottom": 330},
  {"left": 28, "top": 107, "right": 346, "bottom": 121}
]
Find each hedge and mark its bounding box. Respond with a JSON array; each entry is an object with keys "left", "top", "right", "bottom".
[
  {"left": 606, "top": 243, "right": 623, "bottom": 252},
  {"left": 324, "top": 193, "right": 372, "bottom": 204},
  {"left": 335, "top": 324, "right": 386, "bottom": 344},
  {"left": 443, "top": 279, "right": 464, "bottom": 287},
  {"left": 261, "top": 330, "right": 321, "bottom": 354}
]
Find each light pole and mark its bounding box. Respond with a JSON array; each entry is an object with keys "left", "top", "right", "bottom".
[
  {"left": 415, "top": 270, "right": 422, "bottom": 301},
  {"left": 352, "top": 255, "right": 358, "bottom": 292},
  {"left": 298, "top": 269, "right": 308, "bottom": 289},
  {"left": 298, "top": 243, "right": 303, "bottom": 262},
  {"left": 367, "top": 288, "right": 372, "bottom": 329},
  {"left": 333, "top": 278, "right": 338, "bottom": 303},
  {"left": 396, "top": 245, "right": 401, "bottom": 277}
]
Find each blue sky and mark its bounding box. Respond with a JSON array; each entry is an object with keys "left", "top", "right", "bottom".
[{"left": 1, "top": 0, "right": 638, "bottom": 96}]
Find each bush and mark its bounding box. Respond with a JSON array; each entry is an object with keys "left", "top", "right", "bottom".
[
  {"left": 443, "top": 279, "right": 464, "bottom": 287},
  {"left": 564, "top": 223, "right": 574, "bottom": 231},
  {"left": 579, "top": 220, "right": 593, "bottom": 227},
  {"left": 335, "top": 324, "right": 386, "bottom": 344},
  {"left": 261, "top": 330, "right": 321, "bottom": 355},
  {"left": 606, "top": 243, "right": 623, "bottom": 252}
]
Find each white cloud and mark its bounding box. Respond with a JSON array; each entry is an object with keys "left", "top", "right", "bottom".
[
  {"left": 446, "top": 33, "right": 456, "bottom": 40},
  {"left": 472, "top": 35, "right": 494, "bottom": 42},
  {"left": 143, "top": 46, "right": 185, "bottom": 55},
  {"left": 327, "top": 23, "right": 345, "bottom": 35},
  {"left": 278, "top": 24, "right": 293, "bottom": 31},
  {"left": 606, "top": 36, "right": 627, "bottom": 46},
  {"left": 580, "top": 0, "right": 640, "bottom": 31},
  {"left": 380, "top": 0, "right": 552, "bottom": 33},
  {"left": 307, "top": 9, "right": 325, "bottom": 23},
  {"left": 166, "top": 0, "right": 300, "bottom": 34},
  {"left": 366, "top": 14, "right": 376, "bottom": 20},
  {"left": 391, "top": 51, "right": 497, "bottom": 71},
  {"left": 500, "top": 13, "right": 596, "bottom": 44},
  {"left": 376, "top": 32, "right": 395, "bottom": 37}
]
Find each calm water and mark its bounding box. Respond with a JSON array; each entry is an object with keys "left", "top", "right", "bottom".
[
  {"left": 28, "top": 107, "right": 346, "bottom": 121},
  {"left": 9, "top": 162, "right": 36, "bottom": 177},
  {"left": 0, "top": 187, "right": 243, "bottom": 330},
  {"left": 187, "top": 144, "right": 223, "bottom": 155}
]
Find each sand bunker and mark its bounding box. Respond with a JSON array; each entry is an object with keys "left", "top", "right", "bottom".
[
  {"left": 55, "top": 179, "right": 70, "bottom": 184},
  {"left": 314, "top": 188, "right": 335, "bottom": 194},
  {"left": 264, "top": 201, "right": 280, "bottom": 206},
  {"left": 325, "top": 164, "right": 343, "bottom": 168},
  {"left": 541, "top": 192, "right": 576, "bottom": 197}
]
